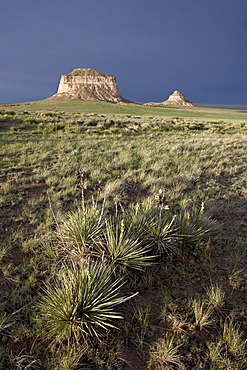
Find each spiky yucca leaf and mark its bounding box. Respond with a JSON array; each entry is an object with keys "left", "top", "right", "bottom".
[
  {"left": 102, "top": 218, "right": 154, "bottom": 271},
  {"left": 38, "top": 262, "right": 134, "bottom": 344},
  {"left": 137, "top": 207, "right": 178, "bottom": 258},
  {"left": 143, "top": 214, "right": 178, "bottom": 257},
  {"left": 57, "top": 203, "right": 105, "bottom": 259},
  {"left": 123, "top": 200, "right": 178, "bottom": 258},
  {"left": 123, "top": 200, "right": 155, "bottom": 238},
  {"left": 177, "top": 203, "right": 218, "bottom": 245},
  {"left": 123, "top": 200, "right": 173, "bottom": 238}
]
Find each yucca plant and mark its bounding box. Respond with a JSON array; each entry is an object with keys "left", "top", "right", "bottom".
[
  {"left": 176, "top": 203, "right": 218, "bottom": 246},
  {"left": 122, "top": 200, "right": 155, "bottom": 238},
  {"left": 142, "top": 212, "right": 178, "bottom": 258},
  {"left": 38, "top": 261, "right": 135, "bottom": 345},
  {"left": 57, "top": 202, "right": 105, "bottom": 260},
  {"left": 123, "top": 199, "right": 174, "bottom": 236},
  {"left": 124, "top": 200, "right": 178, "bottom": 258},
  {"left": 101, "top": 218, "right": 154, "bottom": 272}
]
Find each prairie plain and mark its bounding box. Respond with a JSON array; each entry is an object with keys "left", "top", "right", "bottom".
[{"left": 0, "top": 101, "right": 247, "bottom": 369}]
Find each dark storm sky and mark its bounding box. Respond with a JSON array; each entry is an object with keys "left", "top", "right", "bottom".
[{"left": 1, "top": 0, "right": 247, "bottom": 104}]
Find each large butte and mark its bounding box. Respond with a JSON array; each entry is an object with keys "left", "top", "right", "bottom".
[{"left": 49, "top": 68, "right": 132, "bottom": 103}]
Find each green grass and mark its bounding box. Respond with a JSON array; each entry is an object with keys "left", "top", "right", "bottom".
[
  {"left": 0, "top": 101, "right": 247, "bottom": 369},
  {"left": 2, "top": 99, "right": 247, "bottom": 123}
]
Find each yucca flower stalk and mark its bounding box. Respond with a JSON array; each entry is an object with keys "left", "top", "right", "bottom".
[{"left": 38, "top": 262, "right": 135, "bottom": 345}]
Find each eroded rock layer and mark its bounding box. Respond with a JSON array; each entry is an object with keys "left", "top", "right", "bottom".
[{"left": 50, "top": 68, "right": 131, "bottom": 103}]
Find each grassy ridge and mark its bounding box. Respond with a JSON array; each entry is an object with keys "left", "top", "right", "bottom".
[
  {"left": 0, "top": 102, "right": 247, "bottom": 369},
  {"left": 2, "top": 99, "right": 247, "bottom": 122}
]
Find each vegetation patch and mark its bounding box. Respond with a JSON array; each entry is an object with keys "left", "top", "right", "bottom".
[{"left": 0, "top": 102, "right": 246, "bottom": 369}]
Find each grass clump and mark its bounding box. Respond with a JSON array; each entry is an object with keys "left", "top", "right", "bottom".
[
  {"left": 148, "top": 336, "right": 185, "bottom": 369},
  {"left": 221, "top": 318, "right": 246, "bottom": 357},
  {"left": 191, "top": 298, "right": 214, "bottom": 331},
  {"left": 206, "top": 283, "right": 225, "bottom": 310}
]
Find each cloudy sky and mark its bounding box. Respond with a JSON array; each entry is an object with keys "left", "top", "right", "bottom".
[{"left": 1, "top": 0, "right": 247, "bottom": 104}]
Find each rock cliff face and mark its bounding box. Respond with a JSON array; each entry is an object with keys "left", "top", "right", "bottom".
[
  {"left": 145, "top": 90, "right": 197, "bottom": 107},
  {"left": 49, "top": 68, "right": 131, "bottom": 103}
]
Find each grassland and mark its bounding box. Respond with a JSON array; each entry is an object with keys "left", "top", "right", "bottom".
[
  {"left": 4, "top": 99, "right": 247, "bottom": 122},
  {"left": 0, "top": 100, "right": 247, "bottom": 369}
]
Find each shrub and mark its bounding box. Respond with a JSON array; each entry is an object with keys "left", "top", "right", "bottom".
[{"left": 3, "top": 110, "right": 16, "bottom": 115}]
